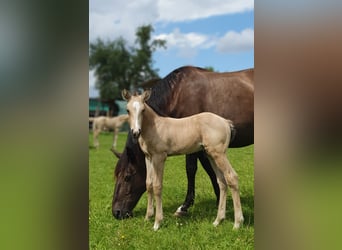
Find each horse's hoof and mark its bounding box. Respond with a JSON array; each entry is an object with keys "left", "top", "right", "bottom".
[
  {"left": 153, "top": 223, "right": 160, "bottom": 231},
  {"left": 174, "top": 206, "right": 188, "bottom": 217}
]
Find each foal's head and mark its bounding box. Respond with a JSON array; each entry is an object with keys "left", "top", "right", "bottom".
[{"left": 122, "top": 89, "right": 151, "bottom": 139}]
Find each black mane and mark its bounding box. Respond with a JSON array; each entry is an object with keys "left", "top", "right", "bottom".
[{"left": 147, "top": 66, "right": 208, "bottom": 116}]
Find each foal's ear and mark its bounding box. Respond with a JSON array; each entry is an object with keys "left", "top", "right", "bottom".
[
  {"left": 142, "top": 89, "right": 151, "bottom": 102},
  {"left": 122, "top": 89, "right": 131, "bottom": 101}
]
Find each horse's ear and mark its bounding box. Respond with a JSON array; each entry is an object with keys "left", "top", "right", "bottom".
[
  {"left": 122, "top": 89, "right": 131, "bottom": 101},
  {"left": 110, "top": 148, "right": 122, "bottom": 159},
  {"left": 142, "top": 89, "right": 151, "bottom": 102}
]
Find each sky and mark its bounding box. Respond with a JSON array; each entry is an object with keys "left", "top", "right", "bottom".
[{"left": 89, "top": 0, "right": 254, "bottom": 97}]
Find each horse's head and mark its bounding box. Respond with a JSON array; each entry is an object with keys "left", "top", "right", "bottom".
[
  {"left": 112, "top": 139, "right": 146, "bottom": 219},
  {"left": 122, "top": 89, "right": 151, "bottom": 139}
]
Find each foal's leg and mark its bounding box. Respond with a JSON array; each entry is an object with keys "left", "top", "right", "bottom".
[
  {"left": 208, "top": 156, "right": 228, "bottom": 227},
  {"left": 152, "top": 154, "right": 166, "bottom": 231},
  {"left": 211, "top": 154, "right": 244, "bottom": 229},
  {"left": 145, "top": 157, "right": 154, "bottom": 220},
  {"left": 174, "top": 153, "right": 198, "bottom": 216},
  {"left": 198, "top": 152, "right": 220, "bottom": 206}
]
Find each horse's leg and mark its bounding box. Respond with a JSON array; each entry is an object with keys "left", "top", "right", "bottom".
[
  {"left": 174, "top": 153, "right": 198, "bottom": 216},
  {"left": 198, "top": 151, "right": 220, "bottom": 206},
  {"left": 93, "top": 126, "right": 100, "bottom": 148},
  {"left": 145, "top": 157, "right": 154, "bottom": 220},
  {"left": 112, "top": 127, "right": 118, "bottom": 148},
  {"left": 210, "top": 154, "right": 244, "bottom": 229},
  {"left": 151, "top": 154, "right": 166, "bottom": 231}
]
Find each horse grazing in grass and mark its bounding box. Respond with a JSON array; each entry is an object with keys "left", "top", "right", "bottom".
[
  {"left": 112, "top": 66, "right": 254, "bottom": 220},
  {"left": 122, "top": 89, "right": 244, "bottom": 231},
  {"left": 90, "top": 115, "right": 129, "bottom": 149}
]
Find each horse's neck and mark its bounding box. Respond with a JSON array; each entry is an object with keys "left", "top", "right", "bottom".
[
  {"left": 110, "top": 115, "right": 126, "bottom": 126},
  {"left": 117, "top": 115, "right": 126, "bottom": 124}
]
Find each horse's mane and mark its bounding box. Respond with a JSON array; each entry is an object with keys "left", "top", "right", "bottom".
[{"left": 147, "top": 66, "right": 208, "bottom": 116}]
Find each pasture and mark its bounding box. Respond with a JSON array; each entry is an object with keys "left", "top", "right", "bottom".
[{"left": 89, "top": 132, "right": 254, "bottom": 249}]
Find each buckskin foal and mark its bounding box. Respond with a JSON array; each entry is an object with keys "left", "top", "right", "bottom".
[
  {"left": 90, "top": 114, "right": 129, "bottom": 149},
  {"left": 122, "top": 89, "right": 244, "bottom": 231}
]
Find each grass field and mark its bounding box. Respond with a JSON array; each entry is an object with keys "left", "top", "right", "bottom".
[{"left": 89, "top": 132, "right": 254, "bottom": 249}]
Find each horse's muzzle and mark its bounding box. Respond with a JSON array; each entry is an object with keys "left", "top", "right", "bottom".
[{"left": 113, "top": 209, "right": 133, "bottom": 220}]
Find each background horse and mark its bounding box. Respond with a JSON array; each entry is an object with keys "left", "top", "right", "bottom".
[
  {"left": 122, "top": 90, "right": 243, "bottom": 230},
  {"left": 91, "top": 114, "right": 129, "bottom": 149},
  {"left": 112, "top": 66, "right": 253, "bottom": 219}
]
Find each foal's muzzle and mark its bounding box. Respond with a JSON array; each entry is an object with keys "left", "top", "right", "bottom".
[{"left": 132, "top": 129, "right": 141, "bottom": 138}]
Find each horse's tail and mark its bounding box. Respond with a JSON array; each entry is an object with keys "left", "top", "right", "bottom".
[
  {"left": 89, "top": 117, "right": 94, "bottom": 122},
  {"left": 228, "top": 120, "right": 236, "bottom": 145}
]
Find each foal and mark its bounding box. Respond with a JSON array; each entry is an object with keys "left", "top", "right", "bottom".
[
  {"left": 91, "top": 114, "right": 129, "bottom": 149},
  {"left": 122, "top": 89, "right": 244, "bottom": 231}
]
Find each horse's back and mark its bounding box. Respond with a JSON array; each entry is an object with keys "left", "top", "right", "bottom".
[{"left": 166, "top": 69, "right": 253, "bottom": 147}]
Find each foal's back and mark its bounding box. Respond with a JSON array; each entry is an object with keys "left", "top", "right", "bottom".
[{"left": 156, "top": 112, "right": 232, "bottom": 155}]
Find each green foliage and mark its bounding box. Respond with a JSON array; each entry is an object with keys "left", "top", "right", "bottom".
[
  {"left": 130, "top": 25, "right": 166, "bottom": 89},
  {"left": 89, "top": 37, "right": 131, "bottom": 101},
  {"left": 204, "top": 66, "right": 216, "bottom": 72},
  {"left": 89, "top": 132, "right": 254, "bottom": 249},
  {"left": 89, "top": 25, "right": 166, "bottom": 101}
]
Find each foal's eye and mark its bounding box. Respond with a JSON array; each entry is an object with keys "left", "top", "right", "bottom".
[{"left": 124, "top": 175, "right": 131, "bottom": 182}]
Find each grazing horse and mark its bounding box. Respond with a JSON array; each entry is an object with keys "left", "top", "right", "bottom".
[
  {"left": 122, "top": 90, "right": 243, "bottom": 231},
  {"left": 112, "top": 66, "right": 253, "bottom": 219},
  {"left": 90, "top": 115, "right": 129, "bottom": 148}
]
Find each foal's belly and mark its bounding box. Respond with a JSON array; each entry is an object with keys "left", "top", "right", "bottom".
[{"left": 167, "top": 142, "right": 203, "bottom": 156}]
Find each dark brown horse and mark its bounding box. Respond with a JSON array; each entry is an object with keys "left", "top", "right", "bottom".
[{"left": 112, "top": 66, "right": 254, "bottom": 219}]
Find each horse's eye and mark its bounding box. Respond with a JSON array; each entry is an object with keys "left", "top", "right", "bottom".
[
  {"left": 124, "top": 175, "right": 131, "bottom": 182},
  {"left": 126, "top": 109, "right": 130, "bottom": 114}
]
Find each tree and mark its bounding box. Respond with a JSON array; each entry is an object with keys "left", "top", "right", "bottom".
[
  {"left": 89, "top": 25, "right": 166, "bottom": 115},
  {"left": 204, "top": 66, "right": 216, "bottom": 72},
  {"left": 89, "top": 37, "right": 131, "bottom": 101},
  {"left": 130, "top": 25, "right": 166, "bottom": 89}
]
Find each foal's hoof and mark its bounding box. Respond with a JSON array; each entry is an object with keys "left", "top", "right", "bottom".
[
  {"left": 213, "top": 221, "right": 220, "bottom": 227},
  {"left": 233, "top": 216, "right": 244, "bottom": 230},
  {"left": 174, "top": 206, "right": 188, "bottom": 217}
]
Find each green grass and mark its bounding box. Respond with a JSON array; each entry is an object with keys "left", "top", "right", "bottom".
[{"left": 89, "top": 132, "right": 254, "bottom": 249}]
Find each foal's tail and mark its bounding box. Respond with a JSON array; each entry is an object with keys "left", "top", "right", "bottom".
[{"left": 228, "top": 120, "right": 236, "bottom": 145}]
